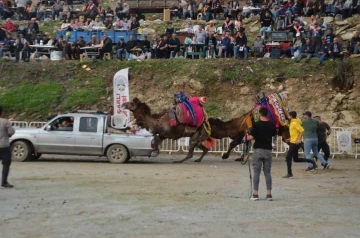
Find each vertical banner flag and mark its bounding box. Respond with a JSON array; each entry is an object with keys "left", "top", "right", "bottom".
[
  {"left": 337, "top": 131, "right": 352, "bottom": 153},
  {"left": 113, "top": 68, "right": 130, "bottom": 122}
]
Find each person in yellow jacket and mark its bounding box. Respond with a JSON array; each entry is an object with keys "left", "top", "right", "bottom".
[{"left": 283, "top": 111, "right": 317, "bottom": 178}]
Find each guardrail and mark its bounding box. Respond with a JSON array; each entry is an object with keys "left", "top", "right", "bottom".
[
  {"left": 161, "top": 127, "right": 359, "bottom": 159},
  {"left": 11, "top": 121, "right": 28, "bottom": 128},
  {"left": 10, "top": 122, "right": 359, "bottom": 159}
]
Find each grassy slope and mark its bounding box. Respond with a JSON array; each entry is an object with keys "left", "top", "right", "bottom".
[{"left": 0, "top": 58, "right": 358, "bottom": 121}]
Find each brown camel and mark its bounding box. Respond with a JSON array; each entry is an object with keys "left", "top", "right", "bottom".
[
  {"left": 191, "top": 110, "right": 293, "bottom": 163},
  {"left": 122, "top": 98, "right": 211, "bottom": 163}
]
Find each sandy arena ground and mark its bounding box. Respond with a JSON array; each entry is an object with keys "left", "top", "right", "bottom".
[{"left": 1, "top": 154, "right": 360, "bottom": 238}]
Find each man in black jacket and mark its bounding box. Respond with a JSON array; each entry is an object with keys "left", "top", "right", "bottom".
[
  {"left": 126, "top": 35, "right": 136, "bottom": 52},
  {"left": 99, "top": 33, "right": 113, "bottom": 59},
  {"left": 168, "top": 33, "right": 180, "bottom": 58}
]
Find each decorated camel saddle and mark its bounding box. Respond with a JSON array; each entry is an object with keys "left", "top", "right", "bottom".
[
  {"left": 250, "top": 91, "right": 290, "bottom": 129},
  {"left": 169, "top": 91, "right": 207, "bottom": 133}
]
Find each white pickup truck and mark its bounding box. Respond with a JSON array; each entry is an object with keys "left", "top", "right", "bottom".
[{"left": 10, "top": 112, "right": 157, "bottom": 163}]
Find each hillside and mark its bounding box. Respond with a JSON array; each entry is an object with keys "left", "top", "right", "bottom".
[{"left": 0, "top": 58, "right": 359, "bottom": 127}]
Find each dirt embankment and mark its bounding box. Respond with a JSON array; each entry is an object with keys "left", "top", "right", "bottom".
[{"left": 0, "top": 59, "right": 359, "bottom": 127}]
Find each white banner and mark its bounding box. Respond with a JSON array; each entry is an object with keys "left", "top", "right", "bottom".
[
  {"left": 337, "top": 131, "right": 352, "bottom": 153},
  {"left": 113, "top": 68, "right": 130, "bottom": 122}
]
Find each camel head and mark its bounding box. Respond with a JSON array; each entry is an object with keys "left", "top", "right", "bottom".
[{"left": 121, "top": 97, "right": 152, "bottom": 115}]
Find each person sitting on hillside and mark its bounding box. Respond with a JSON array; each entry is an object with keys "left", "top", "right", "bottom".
[
  {"left": 203, "top": 32, "right": 217, "bottom": 58},
  {"left": 86, "top": 34, "right": 100, "bottom": 46},
  {"left": 276, "top": 4, "right": 288, "bottom": 30},
  {"left": 233, "top": 31, "right": 248, "bottom": 59},
  {"left": 117, "top": 2, "right": 129, "bottom": 20},
  {"left": 234, "top": 15, "right": 243, "bottom": 33},
  {"left": 181, "top": 0, "right": 193, "bottom": 19},
  {"left": 97, "top": 4, "right": 105, "bottom": 21},
  {"left": 260, "top": 12, "right": 273, "bottom": 37},
  {"left": 126, "top": 35, "right": 137, "bottom": 53},
  {"left": 36, "top": 2, "right": 46, "bottom": 20},
  {"left": 222, "top": 16, "right": 234, "bottom": 33},
  {"left": 150, "top": 34, "right": 159, "bottom": 59},
  {"left": 328, "top": 37, "right": 344, "bottom": 60},
  {"left": 252, "top": 35, "right": 264, "bottom": 57},
  {"left": 56, "top": 35, "right": 72, "bottom": 60},
  {"left": 122, "top": 17, "right": 131, "bottom": 30},
  {"left": 155, "top": 34, "right": 169, "bottom": 58},
  {"left": 205, "top": 20, "right": 216, "bottom": 34},
  {"left": 0, "top": 32, "right": 13, "bottom": 58},
  {"left": 211, "top": 0, "right": 222, "bottom": 19},
  {"left": 72, "top": 35, "right": 86, "bottom": 59},
  {"left": 349, "top": 31, "right": 360, "bottom": 54},
  {"left": 279, "top": 41, "right": 293, "bottom": 58},
  {"left": 3, "top": 18, "right": 16, "bottom": 32},
  {"left": 52, "top": 0, "right": 63, "bottom": 20},
  {"left": 26, "top": 18, "right": 39, "bottom": 43},
  {"left": 291, "top": 32, "right": 303, "bottom": 58},
  {"left": 113, "top": 19, "right": 122, "bottom": 30},
  {"left": 59, "top": 2, "right": 72, "bottom": 20},
  {"left": 84, "top": 0, "right": 98, "bottom": 20},
  {"left": 310, "top": 22, "right": 322, "bottom": 47},
  {"left": 115, "top": 37, "right": 127, "bottom": 60},
  {"left": 61, "top": 18, "right": 71, "bottom": 30},
  {"left": 296, "top": 38, "right": 315, "bottom": 63},
  {"left": 98, "top": 33, "right": 112, "bottom": 60},
  {"left": 325, "top": 28, "right": 335, "bottom": 45},
  {"left": 195, "top": 26, "right": 206, "bottom": 43},
  {"left": 14, "top": 34, "right": 30, "bottom": 62},
  {"left": 313, "top": 37, "right": 329, "bottom": 65},
  {"left": 292, "top": 20, "right": 303, "bottom": 38},
  {"left": 217, "top": 31, "right": 231, "bottom": 57},
  {"left": 201, "top": 3, "right": 212, "bottom": 22},
  {"left": 168, "top": 33, "right": 180, "bottom": 58},
  {"left": 130, "top": 17, "right": 140, "bottom": 31}
]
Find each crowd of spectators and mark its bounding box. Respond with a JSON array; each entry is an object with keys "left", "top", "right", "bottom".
[
  {"left": 1, "top": 0, "right": 360, "bottom": 63},
  {"left": 173, "top": 0, "right": 360, "bottom": 22}
]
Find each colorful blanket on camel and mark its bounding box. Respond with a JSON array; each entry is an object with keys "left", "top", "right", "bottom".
[
  {"left": 252, "top": 91, "right": 290, "bottom": 128},
  {"left": 169, "top": 91, "right": 207, "bottom": 128}
]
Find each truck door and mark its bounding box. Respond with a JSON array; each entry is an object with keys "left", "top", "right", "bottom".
[
  {"left": 37, "top": 116, "right": 76, "bottom": 153},
  {"left": 75, "top": 116, "right": 103, "bottom": 155}
]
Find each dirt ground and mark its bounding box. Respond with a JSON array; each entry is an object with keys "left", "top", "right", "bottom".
[{"left": 1, "top": 154, "right": 360, "bottom": 238}]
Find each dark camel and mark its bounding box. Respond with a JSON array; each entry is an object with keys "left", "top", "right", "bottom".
[
  {"left": 122, "top": 98, "right": 211, "bottom": 163},
  {"left": 191, "top": 110, "right": 293, "bottom": 163}
]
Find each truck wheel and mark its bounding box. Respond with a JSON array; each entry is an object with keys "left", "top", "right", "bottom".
[
  {"left": 107, "top": 144, "right": 129, "bottom": 164},
  {"left": 11, "top": 141, "right": 32, "bottom": 162}
]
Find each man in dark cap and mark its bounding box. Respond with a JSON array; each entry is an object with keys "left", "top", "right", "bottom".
[
  {"left": 0, "top": 106, "right": 15, "bottom": 188},
  {"left": 302, "top": 111, "right": 330, "bottom": 170}
]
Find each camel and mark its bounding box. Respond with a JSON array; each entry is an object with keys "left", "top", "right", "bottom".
[{"left": 121, "top": 98, "right": 211, "bottom": 163}]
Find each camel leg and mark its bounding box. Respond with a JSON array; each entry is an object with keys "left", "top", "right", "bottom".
[
  {"left": 194, "top": 144, "right": 209, "bottom": 163},
  {"left": 222, "top": 140, "right": 241, "bottom": 160},
  {"left": 153, "top": 135, "right": 162, "bottom": 156},
  {"left": 173, "top": 144, "right": 195, "bottom": 163},
  {"left": 173, "top": 133, "right": 200, "bottom": 163}
]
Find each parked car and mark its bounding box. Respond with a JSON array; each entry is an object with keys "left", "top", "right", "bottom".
[{"left": 10, "top": 111, "right": 157, "bottom": 163}]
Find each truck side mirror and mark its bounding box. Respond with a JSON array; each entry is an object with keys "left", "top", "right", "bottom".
[{"left": 46, "top": 125, "right": 52, "bottom": 131}]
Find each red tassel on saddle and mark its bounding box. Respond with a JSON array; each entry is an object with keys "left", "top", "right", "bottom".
[{"left": 204, "top": 137, "right": 216, "bottom": 149}]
